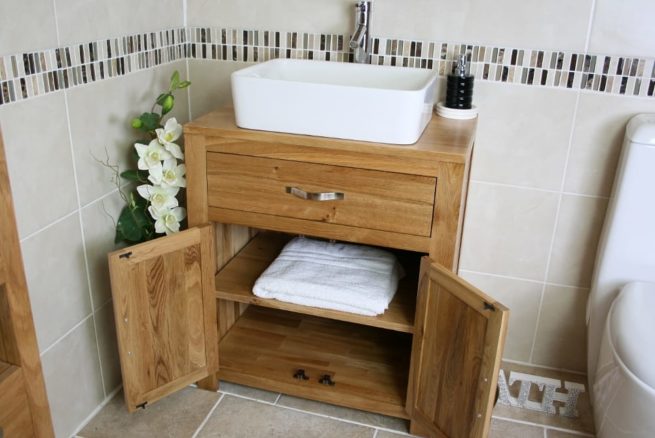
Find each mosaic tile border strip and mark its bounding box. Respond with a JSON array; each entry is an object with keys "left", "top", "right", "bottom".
[
  {"left": 186, "top": 27, "right": 655, "bottom": 98},
  {"left": 2, "top": 26, "right": 654, "bottom": 107},
  {"left": 0, "top": 28, "right": 188, "bottom": 106}
]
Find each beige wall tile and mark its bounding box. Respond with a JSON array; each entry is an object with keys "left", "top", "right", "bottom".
[
  {"left": 187, "top": 0, "right": 354, "bottom": 33},
  {"left": 81, "top": 190, "right": 127, "bottom": 309},
  {"left": 67, "top": 61, "right": 189, "bottom": 206},
  {"left": 564, "top": 93, "right": 655, "bottom": 197},
  {"left": 188, "top": 60, "right": 252, "bottom": 119},
  {"left": 21, "top": 214, "right": 92, "bottom": 351},
  {"left": 548, "top": 195, "right": 608, "bottom": 288},
  {"left": 460, "top": 271, "right": 543, "bottom": 362},
  {"left": 55, "top": 0, "right": 184, "bottom": 46},
  {"left": 471, "top": 82, "right": 577, "bottom": 190},
  {"left": 0, "top": 0, "right": 58, "bottom": 55},
  {"left": 589, "top": 0, "right": 655, "bottom": 57},
  {"left": 374, "top": 0, "right": 593, "bottom": 51},
  {"left": 460, "top": 182, "right": 559, "bottom": 281},
  {"left": 41, "top": 317, "right": 105, "bottom": 438},
  {"left": 197, "top": 395, "right": 375, "bottom": 437},
  {"left": 94, "top": 301, "right": 121, "bottom": 394},
  {"left": 0, "top": 93, "right": 78, "bottom": 238},
  {"left": 532, "top": 285, "right": 588, "bottom": 372}
]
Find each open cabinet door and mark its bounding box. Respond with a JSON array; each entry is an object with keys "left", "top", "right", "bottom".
[
  {"left": 406, "top": 257, "right": 509, "bottom": 438},
  {"left": 108, "top": 225, "right": 217, "bottom": 412}
]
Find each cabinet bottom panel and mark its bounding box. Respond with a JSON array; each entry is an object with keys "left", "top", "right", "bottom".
[{"left": 218, "top": 306, "right": 412, "bottom": 419}]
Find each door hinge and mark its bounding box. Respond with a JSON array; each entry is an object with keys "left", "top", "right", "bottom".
[{"left": 483, "top": 301, "right": 495, "bottom": 311}]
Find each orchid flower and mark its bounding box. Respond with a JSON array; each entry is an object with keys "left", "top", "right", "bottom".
[
  {"left": 135, "top": 139, "right": 172, "bottom": 170},
  {"left": 156, "top": 118, "right": 184, "bottom": 159},
  {"left": 148, "top": 159, "right": 186, "bottom": 188},
  {"left": 148, "top": 206, "right": 186, "bottom": 235},
  {"left": 136, "top": 184, "right": 179, "bottom": 210}
]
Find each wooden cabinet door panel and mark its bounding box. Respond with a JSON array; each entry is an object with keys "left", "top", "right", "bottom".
[
  {"left": 0, "top": 364, "right": 35, "bottom": 437},
  {"left": 407, "top": 257, "right": 508, "bottom": 438},
  {"left": 108, "top": 225, "right": 217, "bottom": 412}
]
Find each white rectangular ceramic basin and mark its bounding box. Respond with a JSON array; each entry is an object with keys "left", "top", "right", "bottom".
[{"left": 231, "top": 59, "right": 437, "bottom": 145}]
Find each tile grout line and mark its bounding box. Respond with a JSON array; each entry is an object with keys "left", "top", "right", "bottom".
[
  {"left": 528, "top": 89, "right": 582, "bottom": 364},
  {"left": 63, "top": 86, "right": 108, "bottom": 396},
  {"left": 219, "top": 392, "right": 402, "bottom": 435},
  {"left": 583, "top": 0, "right": 598, "bottom": 54},
  {"left": 501, "top": 357, "right": 587, "bottom": 376},
  {"left": 459, "top": 268, "right": 592, "bottom": 291},
  {"left": 72, "top": 385, "right": 122, "bottom": 438},
  {"left": 39, "top": 313, "right": 93, "bottom": 357},
  {"left": 470, "top": 179, "right": 610, "bottom": 200},
  {"left": 191, "top": 392, "right": 225, "bottom": 438},
  {"left": 492, "top": 414, "right": 593, "bottom": 436}
]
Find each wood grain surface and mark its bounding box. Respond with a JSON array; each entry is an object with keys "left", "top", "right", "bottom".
[
  {"left": 219, "top": 306, "right": 412, "bottom": 419},
  {"left": 108, "top": 225, "right": 218, "bottom": 412},
  {"left": 214, "top": 232, "right": 418, "bottom": 333},
  {"left": 406, "top": 257, "right": 508, "bottom": 438},
  {"left": 0, "top": 129, "right": 54, "bottom": 437}
]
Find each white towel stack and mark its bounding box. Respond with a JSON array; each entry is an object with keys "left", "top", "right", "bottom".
[{"left": 252, "top": 237, "right": 403, "bottom": 316}]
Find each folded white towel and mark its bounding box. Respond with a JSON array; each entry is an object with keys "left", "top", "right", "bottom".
[{"left": 253, "top": 237, "right": 403, "bottom": 316}]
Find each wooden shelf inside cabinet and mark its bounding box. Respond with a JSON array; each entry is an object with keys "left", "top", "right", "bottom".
[
  {"left": 214, "top": 232, "right": 418, "bottom": 333},
  {"left": 219, "top": 306, "right": 412, "bottom": 419}
]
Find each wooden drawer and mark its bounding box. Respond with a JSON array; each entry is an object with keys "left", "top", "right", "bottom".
[
  {"left": 0, "top": 362, "right": 34, "bottom": 437},
  {"left": 207, "top": 153, "right": 437, "bottom": 237}
]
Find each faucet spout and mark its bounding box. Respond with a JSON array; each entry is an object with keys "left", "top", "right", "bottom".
[{"left": 349, "top": 1, "right": 371, "bottom": 63}]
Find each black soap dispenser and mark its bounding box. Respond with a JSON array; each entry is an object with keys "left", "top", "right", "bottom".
[{"left": 445, "top": 54, "right": 474, "bottom": 109}]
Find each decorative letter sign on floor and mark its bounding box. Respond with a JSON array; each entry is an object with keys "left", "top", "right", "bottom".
[{"left": 497, "top": 370, "right": 585, "bottom": 418}]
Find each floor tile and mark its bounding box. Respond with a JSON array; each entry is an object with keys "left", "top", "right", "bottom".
[
  {"left": 375, "top": 431, "right": 414, "bottom": 438},
  {"left": 197, "top": 394, "right": 375, "bottom": 438},
  {"left": 218, "top": 381, "right": 280, "bottom": 403},
  {"left": 547, "top": 429, "right": 593, "bottom": 437},
  {"left": 277, "top": 395, "right": 409, "bottom": 432},
  {"left": 77, "top": 388, "right": 220, "bottom": 438},
  {"left": 488, "top": 418, "right": 544, "bottom": 437}
]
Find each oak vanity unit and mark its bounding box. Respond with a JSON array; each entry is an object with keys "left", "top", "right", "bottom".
[{"left": 108, "top": 108, "right": 508, "bottom": 438}]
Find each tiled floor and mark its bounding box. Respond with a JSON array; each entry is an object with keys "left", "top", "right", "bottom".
[{"left": 77, "top": 362, "right": 595, "bottom": 438}]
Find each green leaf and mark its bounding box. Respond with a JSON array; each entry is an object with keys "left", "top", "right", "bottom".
[
  {"left": 138, "top": 112, "right": 160, "bottom": 131},
  {"left": 155, "top": 93, "right": 168, "bottom": 105},
  {"left": 177, "top": 80, "right": 191, "bottom": 89},
  {"left": 170, "top": 70, "right": 180, "bottom": 90},
  {"left": 114, "top": 200, "right": 154, "bottom": 244},
  {"left": 120, "top": 169, "right": 149, "bottom": 182}
]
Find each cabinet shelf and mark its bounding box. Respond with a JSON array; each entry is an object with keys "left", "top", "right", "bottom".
[
  {"left": 214, "top": 232, "right": 418, "bottom": 333},
  {"left": 218, "top": 306, "right": 412, "bottom": 419}
]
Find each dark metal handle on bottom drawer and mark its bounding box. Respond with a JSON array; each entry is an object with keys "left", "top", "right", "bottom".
[
  {"left": 293, "top": 369, "right": 309, "bottom": 381},
  {"left": 319, "top": 374, "right": 335, "bottom": 386},
  {"left": 286, "top": 186, "right": 345, "bottom": 201}
]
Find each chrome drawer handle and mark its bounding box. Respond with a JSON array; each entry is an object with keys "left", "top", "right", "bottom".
[{"left": 285, "top": 186, "right": 344, "bottom": 201}]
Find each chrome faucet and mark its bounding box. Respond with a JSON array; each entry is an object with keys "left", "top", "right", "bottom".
[{"left": 349, "top": 1, "right": 371, "bottom": 63}]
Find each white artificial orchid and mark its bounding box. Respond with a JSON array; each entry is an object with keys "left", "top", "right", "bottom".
[
  {"left": 148, "top": 206, "right": 186, "bottom": 235},
  {"left": 156, "top": 118, "right": 184, "bottom": 159},
  {"left": 148, "top": 159, "right": 186, "bottom": 188},
  {"left": 136, "top": 184, "right": 179, "bottom": 210},
  {"left": 135, "top": 139, "right": 172, "bottom": 170}
]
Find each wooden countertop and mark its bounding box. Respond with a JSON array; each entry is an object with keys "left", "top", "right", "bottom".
[{"left": 184, "top": 107, "right": 476, "bottom": 166}]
